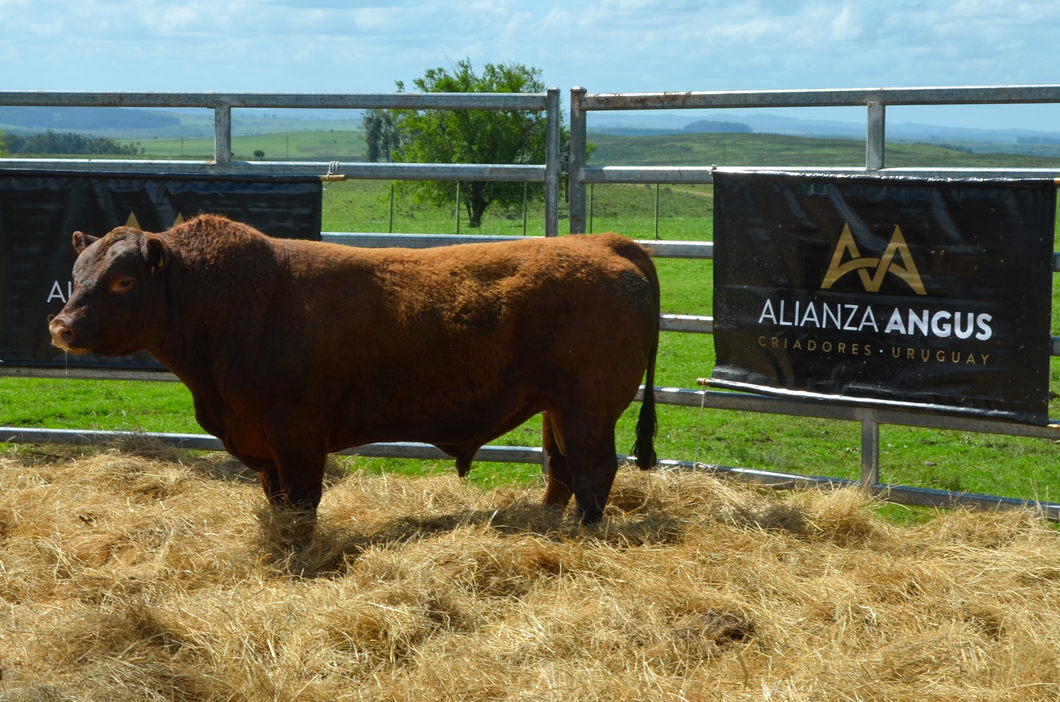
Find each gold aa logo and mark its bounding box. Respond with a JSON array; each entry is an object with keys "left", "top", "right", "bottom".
[
  {"left": 821, "top": 224, "right": 926, "bottom": 295},
  {"left": 124, "top": 212, "right": 186, "bottom": 229}
]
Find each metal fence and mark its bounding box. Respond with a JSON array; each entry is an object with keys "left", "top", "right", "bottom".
[
  {"left": 569, "top": 84, "right": 1060, "bottom": 519},
  {"left": 0, "top": 91, "right": 564, "bottom": 460},
  {"left": 2, "top": 86, "right": 1060, "bottom": 519},
  {"left": 0, "top": 90, "right": 562, "bottom": 232}
]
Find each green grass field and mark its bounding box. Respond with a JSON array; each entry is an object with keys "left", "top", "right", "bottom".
[
  {"left": 2, "top": 131, "right": 1059, "bottom": 516},
  {"left": 123, "top": 130, "right": 367, "bottom": 161},
  {"left": 587, "top": 131, "right": 1060, "bottom": 169}
]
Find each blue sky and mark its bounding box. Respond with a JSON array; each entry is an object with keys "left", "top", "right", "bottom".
[{"left": 2, "top": 0, "right": 1059, "bottom": 130}]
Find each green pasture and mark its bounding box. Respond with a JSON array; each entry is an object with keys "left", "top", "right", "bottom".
[
  {"left": 587, "top": 130, "right": 1060, "bottom": 169},
  {"left": 125, "top": 128, "right": 1060, "bottom": 170},
  {"left": 125, "top": 130, "right": 367, "bottom": 161},
  {"left": 2, "top": 132, "right": 1060, "bottom": 518}
]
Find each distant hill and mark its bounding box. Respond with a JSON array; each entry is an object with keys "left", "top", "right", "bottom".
[
  {"left": 592, "top": 118, "right": 753, "bottom": 137},
  {"left": 683, "top": 120, "right": 752, "bottom": 133},
  {"left": 586, "top": 111, "right": 1060, "bottom": 151},
  {"left": 0, "top": 107, "right": 362, "bottom": 139},
  {"left": 6, "top": 105, "right": 1060, "bottom": 162},
  {"left": 585, "top": 130, "right": 1060, "bottom": 169},
  {"left": 0, "top": 107, "right": 179, "bottom": 133}
]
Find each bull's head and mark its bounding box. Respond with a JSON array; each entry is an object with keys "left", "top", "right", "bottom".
[{"left": 49, "top": 226, "right": 170, "bottom": 357}]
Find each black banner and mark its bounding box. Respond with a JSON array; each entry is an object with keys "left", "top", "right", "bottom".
[
  {"left": 0, "top": 173, "right": 323, "bottom": 370},
  {"left": 711, "top": 172, "right": 1056, "bottom": 425}
]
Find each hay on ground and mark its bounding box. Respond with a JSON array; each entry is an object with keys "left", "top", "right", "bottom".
[{"left": 0, "top": 445, "right": 1058, "bottom": 701}]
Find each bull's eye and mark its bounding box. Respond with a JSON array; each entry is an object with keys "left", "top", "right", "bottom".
[{"left": 110, "top": 277, "right": 136, "bottom": 293}]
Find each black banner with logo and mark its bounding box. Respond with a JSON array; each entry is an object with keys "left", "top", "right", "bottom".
[
  {"left": 0, "top": 173, "right": 322, "bottom": 370},
  {"left": 710, "top": 172, "right": 1056, "bottom": 425}
]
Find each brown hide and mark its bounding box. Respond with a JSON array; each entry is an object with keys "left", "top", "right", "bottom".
[{"left": 50, "top": 215, "right": 660, "bottom": 524}]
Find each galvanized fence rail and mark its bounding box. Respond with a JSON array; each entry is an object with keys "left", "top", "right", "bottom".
[{"left": 569, "top": 84, "right": 1060, "bottom": 518}]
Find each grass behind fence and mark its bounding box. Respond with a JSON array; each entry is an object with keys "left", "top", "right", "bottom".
[
  {"left": 587, "top": 131, "right": 1060, "bottom": 169},
  {"left": 2, "top": 135, "right": 1059, "bottom": 516},
  {"left": 123, "top": 129, "right": 367, "bottom": 161}
]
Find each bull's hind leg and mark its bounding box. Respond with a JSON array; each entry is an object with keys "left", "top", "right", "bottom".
[
  {"left": 551, "top": 410, "right": 620, "bottom": 525},
  {"left": 569, "top": 429, "right": 619, "bottom": 525},
  {"left": 542, "top": 410, "right": 574, "bottom": 508}
]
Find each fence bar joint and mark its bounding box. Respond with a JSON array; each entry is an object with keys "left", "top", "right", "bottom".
[
  {"left": 213, "top": 100, "right": 232, "bottom": 165},
  {"left": 866, "top": 101, "right": 885, "bottom": 171},
  {"left": 569, "top": 87, "right": 588, "bottom": 234},
  {"left": 545, "top": 87, "right": 561, "bottom": 237}
]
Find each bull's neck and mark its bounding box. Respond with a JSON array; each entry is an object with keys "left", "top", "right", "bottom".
[{"left": 149, "top": 243, "right": 281, "bottom": 385}]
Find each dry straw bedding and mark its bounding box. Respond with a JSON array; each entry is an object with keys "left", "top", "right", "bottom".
[{"left": 1, "top": 443, "right": 1059, "bottom": 701}]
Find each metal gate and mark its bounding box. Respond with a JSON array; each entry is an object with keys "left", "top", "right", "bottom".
[{"left": 569, "top": 85, "right": 1060, "bottom": 519}]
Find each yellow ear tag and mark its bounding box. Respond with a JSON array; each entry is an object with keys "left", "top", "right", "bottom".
[{"left": 157, "top": 253, "right": 164, "bottom": 268}]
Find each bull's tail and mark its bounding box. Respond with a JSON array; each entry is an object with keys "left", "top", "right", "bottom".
[
  {"left": 634, "top": 333, "right": 659, "bottom": 470},
  {"left": 632, "top": 242, "right": 660, "bottom": 471}
]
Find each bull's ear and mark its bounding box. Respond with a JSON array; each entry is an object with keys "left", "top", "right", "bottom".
[
  {"left": 143, "top": 234, "right": 169, "bottom": 272},
  {"left": 72, "top": 231, "right": 99, "bottom": 254}
]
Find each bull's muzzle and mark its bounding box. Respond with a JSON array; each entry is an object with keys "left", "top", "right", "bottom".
[{"left": 49, "top": 317, "right": 89, "bottom": 355}]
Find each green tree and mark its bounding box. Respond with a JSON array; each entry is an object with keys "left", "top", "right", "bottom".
[
  {"left": 3, "top": 130, "right": 141, "bottom": 156},
  {"left": 393, "top": 59, "right": 564, "bottom": 228},
  {"left": 362, "top": 109, "right": 402, "bottom": 162}
]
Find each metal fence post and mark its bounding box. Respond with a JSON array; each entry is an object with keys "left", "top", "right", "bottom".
[
  {"left": 214, "top": 100, "right": 232, "bottom": 165},
  {"left": 545, "top": 87, "right": 561, "bottom": 237},
  {"left": 569, "top": 87, "right": 588, "bottom": 234},
  {"left": 654, "top": 183, "right": 661, "bottom": 239},
  {"left": 867, "top": 101, "right": 885, "bottom": 171},
  {"left": 859, "top": 409, "right": 881, "bottom": 489},
  {"left": 588, "top": 182, "right": 594, "bottom": 234},
  {"left": 455, "top": 181, "right": 461, "bottom": 235},
  {"left": 522, "top": 182, "right": 528, "bottom": 235},
  {"left": 389, "top": 183, "right": 395, "bottom": 233}
]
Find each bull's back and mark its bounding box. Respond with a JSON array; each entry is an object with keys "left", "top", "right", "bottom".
[
  {"left": 371, "top": 234, "right": 658, "bottom": 359},
  {"left": 277, "top": 233, "right": 657, "bottom": 347}
]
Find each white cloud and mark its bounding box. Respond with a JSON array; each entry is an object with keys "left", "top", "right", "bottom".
[
  {"left": 830, "top": 5, "right": 862, "bottom": 40},
  {"left": 1, "top": 0, "right": 1059, "bottom": 127},
  {"left": 349, "top": 7, "right": 404, "bottom": 31}
]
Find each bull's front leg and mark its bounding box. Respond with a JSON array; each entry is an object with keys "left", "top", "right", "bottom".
[
  {"left": 263, "top": 447, "right": 326, "bottom": 514},
  {"left": 263, "top": 411, "right": 329, "bottom": 515},
  {"left": 251, "top": 443, "right": 324, "bottom": 548}
]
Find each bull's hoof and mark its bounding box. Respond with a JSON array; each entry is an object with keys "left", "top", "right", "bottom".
[
  {"left": 259, "top": 505, "right": 318, "bottom": 549},
  {"left": 576, "top": 507, "right": 604, "bottom": 526}
]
